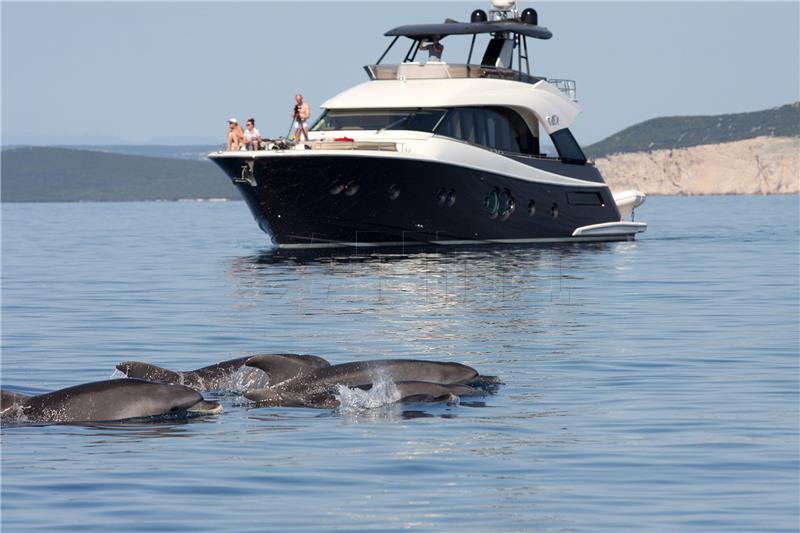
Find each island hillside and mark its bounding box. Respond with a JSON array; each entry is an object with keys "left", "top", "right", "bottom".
[
  {"left": 2, "top": 103, "right": 798, "bottom": 201},
  {"left": 1, "top": 146, "right": 237, "bottom": 202},
  {"left": 596, "top": 136, "right": 799, "bottom": 196},
  {"left": 587, "top": 102, "right": 799, "bottom": 196},
  {"left": 584, "top": 102, "right": 800, "bottom": 158}
]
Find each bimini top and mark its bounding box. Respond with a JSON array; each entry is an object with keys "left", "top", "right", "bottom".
[{"left": 385, "top": 20, "right": 552, "bottom": 40}]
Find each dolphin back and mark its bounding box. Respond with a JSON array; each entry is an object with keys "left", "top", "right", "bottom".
[
  {"left": 245, "top": 353, "right": 331, "bottom": 386},
  {"left": 116, "top": 361, "right": 183, "bottom": 384},
  {"left": 21, "top": 379, "right": 218, "bottom": 422},
  {"left": 276, "top": 359, "right": 479, "bottom": 393}
]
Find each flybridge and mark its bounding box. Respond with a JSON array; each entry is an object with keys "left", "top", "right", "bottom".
[{"left": 371, "top": 2, "right": 576, "bottom": 101}]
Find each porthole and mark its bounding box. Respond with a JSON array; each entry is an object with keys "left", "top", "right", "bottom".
[
  {"left": 528, "top": 199, "right": 536, "bottom": 216},
  {"left": 483, "top": 188, "right": 500, "bottom": 218},
  {"left": 344, "top": 180, "right": 359, "bottom": 196},
  {"left": 498, "top": 189, "right": 515, "bottom": 221},
  {"left": 329, "top": 180, "right": 344, "bottom": 195},
  {"left": 388, "top": 184, "right": 400, "bottom": 200},
  {"left": 437, "top": 188, "right": 456, "bottom": 207},
  {"left": 437, "top": 188, "right": 448, "bottom": 206},
  {"left": 551, "top": 202, "right": 559, "bottom": 219}
]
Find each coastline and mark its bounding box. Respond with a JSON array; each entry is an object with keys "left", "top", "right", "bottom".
[
  {"left": 597, "top": 136, "right": 800, "bottom": 196},
  {"left": 2, "top": 136, "right": 798, "bottom": 202}
]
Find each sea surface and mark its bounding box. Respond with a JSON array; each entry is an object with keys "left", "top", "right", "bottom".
[{"left": 1, "top": 196, "right": 798, "bottom": 532}]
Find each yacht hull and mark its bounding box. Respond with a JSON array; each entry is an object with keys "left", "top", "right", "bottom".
[{"left": 212, "top": 153, "right": 633, "bottom": 249}]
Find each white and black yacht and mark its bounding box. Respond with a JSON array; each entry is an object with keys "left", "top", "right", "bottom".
[{"left": 210, "top": 1, "right": 647, "bottom": 249}]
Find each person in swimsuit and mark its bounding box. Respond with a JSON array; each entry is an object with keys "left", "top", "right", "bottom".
[
  {"left": 292, "top": 94, "right": 310, "bottom": 143},
  {"left": 227, "top": 118, "right": 244, "bottom": 151}
]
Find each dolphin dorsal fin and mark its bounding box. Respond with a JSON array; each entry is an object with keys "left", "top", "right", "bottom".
[
  {"left": 244, "top": 353, "right": 328, "bottom": 385},
  {"left": 115, "top": 361, "right": 183, "bottom": 384}
]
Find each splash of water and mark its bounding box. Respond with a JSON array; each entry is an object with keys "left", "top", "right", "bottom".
[
  {"left": 109, "top": 368, "right": 128, "bottom": 379},
  {"left": 228, "top": 367, "right": 268, "bottom": 393},
  {"left": 1, "top": 404, "right": 30, "bottom": 424},
  {"left": 334, "top": 375, "right": 402, "bottom": 414}
]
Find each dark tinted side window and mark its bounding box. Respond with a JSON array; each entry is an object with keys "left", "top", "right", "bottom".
[
  {"left": 435, "top": 107, "right": 536, "bottom": 155},
  {"left": 549, "top": 129, "right": 587, "bottom": 164}
]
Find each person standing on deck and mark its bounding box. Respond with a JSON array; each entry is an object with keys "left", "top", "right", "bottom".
[{"left": 292, "top": 94, "right": 310, "bottom": 143}]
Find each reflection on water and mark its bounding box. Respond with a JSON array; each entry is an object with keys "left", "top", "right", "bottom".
[
  {"left": 225, "top": 243, "right": 638, "bottom": 364},
  {"left": 77, "top": 422, "right": 195, "bottom": 443},
  {"left": 1, "top": 412, "right": 219, "bottom": 433},
  {"left": 227, "top": 243, "right": 629, "bottom": 316}
]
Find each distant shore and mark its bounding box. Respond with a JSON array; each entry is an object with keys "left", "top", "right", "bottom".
[
  {"left": 597, "top": 136, "right": 800, "bottom": 196},
  {"left": 2, "top": 136, "right": 798, "bottom": 202}
]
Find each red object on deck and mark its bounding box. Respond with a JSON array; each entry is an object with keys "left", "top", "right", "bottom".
[{"left": 334, "top": 137, "right": 355, "bottom": 142}]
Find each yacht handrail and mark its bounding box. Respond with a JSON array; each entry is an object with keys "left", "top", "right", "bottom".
[
  {"left": 363, "top": 63, "right": 577, "bottom": 101},
  {"left": 364, "top": 63, "right": 543, "bottom": 84}
]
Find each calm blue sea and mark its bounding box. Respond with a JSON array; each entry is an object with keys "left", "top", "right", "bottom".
[{"left": 1, "top": 196, "right": 798, "bottom": 532}]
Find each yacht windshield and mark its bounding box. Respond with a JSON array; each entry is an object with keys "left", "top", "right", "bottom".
[{"left": 312, "top": 109, "right": 445, "bottom": 132}]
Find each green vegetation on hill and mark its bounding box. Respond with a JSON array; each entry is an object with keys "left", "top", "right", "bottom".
[
  {"left": 585, "top": 102, "right": 800, "bottom": 159},
  {"left": 1, "top": 147, "right": 237, "bottom": 202}
]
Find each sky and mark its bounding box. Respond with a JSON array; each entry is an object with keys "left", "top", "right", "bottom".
[{"left": 2, "top": 1, "right": 798, "bottom": 146}]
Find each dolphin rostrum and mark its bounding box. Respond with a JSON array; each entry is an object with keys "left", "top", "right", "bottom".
[{"left": 1, "top": 378, "right": 222, "bottom": 424}]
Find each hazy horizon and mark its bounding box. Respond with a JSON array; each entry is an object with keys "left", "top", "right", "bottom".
[{"left": 2, "top": 1, "right": 798, "bottom": 146}]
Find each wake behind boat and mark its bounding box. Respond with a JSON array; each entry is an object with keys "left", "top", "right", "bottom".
[{"left": 210, "top": 1, "right": 647, "bottom": 249}]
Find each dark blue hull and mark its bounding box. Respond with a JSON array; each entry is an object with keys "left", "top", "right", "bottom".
[{"left": 211, "top": 154, "right": 625, "bottom": 248}]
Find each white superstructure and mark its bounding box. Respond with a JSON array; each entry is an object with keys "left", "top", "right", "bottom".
[{"left": 322, "top": 76, "right": 580, "bottom": 136}]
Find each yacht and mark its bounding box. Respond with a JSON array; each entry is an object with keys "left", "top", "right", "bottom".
[{"left": 209, "top": 1, "right": 647, "bottom": 249}]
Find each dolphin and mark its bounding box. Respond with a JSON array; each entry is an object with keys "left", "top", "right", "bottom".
[
  {"left": 244, "top": 358, "right": 479, "bottom": 404},
  {"left": 0, "top": 378, "right": 222, "bottom": 424},
  {"left": 116, "top": 353, "right": 330, "bottom": 392},
  {"left": 298, "top": 381, "right": 483, "bottom": 409}
]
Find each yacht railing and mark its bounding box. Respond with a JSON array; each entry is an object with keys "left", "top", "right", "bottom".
[
  {"left": 364, "top": 63, "right": 544, "bottom": 85},
  {"left": 364, "top": 63, "right": 577, "bottom": 101}
]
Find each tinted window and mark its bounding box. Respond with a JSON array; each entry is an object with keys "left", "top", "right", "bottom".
[
  {"left": 312, "top": 109, "right": 445, "bottom": 132},
  {"left": 549, "top": 129, "right": 587, "bottom": 164},
  {"left": 434, "top": 107, "right": 536, "bottom": 155}
]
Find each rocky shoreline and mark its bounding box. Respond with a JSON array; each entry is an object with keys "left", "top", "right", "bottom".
[{"left": 595, "top": 136, "right": 799, "bottom": 196}]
